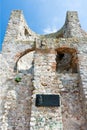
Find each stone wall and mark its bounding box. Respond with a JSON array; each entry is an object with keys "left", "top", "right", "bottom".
[
  {"left": 30, "top": 50, "right": 63, "bottom": 130},
  {"left": 57, "top": 73, "right": 87, "bottom": 130},
  {"left": 0, "top": 10, "right": 87, "bottom": 130},
  {"left": 0, "top": 72, "right": 33, "bottom": 130},
  {"left": 77, "top": 45, "right": 87, "bottom": 119}
]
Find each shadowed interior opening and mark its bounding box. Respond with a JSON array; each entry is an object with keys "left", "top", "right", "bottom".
[{"left": 56, "top": 48, "right": 78, "bottom": 73}]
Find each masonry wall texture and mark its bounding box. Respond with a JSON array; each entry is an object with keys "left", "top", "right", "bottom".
[{"left": 0, "top": 10, "right": 87, "bottom": 130}]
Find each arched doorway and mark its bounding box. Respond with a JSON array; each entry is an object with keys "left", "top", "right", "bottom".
[
  {"left": 13, "top": 50, "right": 35, "bottom": 129},
  {"left": 55, "top": 47, "right": 86, "bottom": 130}
]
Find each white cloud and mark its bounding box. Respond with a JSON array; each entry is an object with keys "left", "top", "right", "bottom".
[{"left": 43, "top": 26, "right": 58, "bottom": 34}]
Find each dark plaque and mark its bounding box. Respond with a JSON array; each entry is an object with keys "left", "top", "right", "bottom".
[{"left": 35, "top": 94, "right": 60, "bottom": 107}]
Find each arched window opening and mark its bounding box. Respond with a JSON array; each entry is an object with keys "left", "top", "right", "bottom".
[
  {"left": 56, "top": 48, "right": 78, "bottom": 73},
  {"left": 17, "top": 51, "right": 35, "bottom": 74}
]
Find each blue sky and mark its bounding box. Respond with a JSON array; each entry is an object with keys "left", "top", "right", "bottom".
[{"left": 0, "top": 0, "right": 87, "bottom": 51}]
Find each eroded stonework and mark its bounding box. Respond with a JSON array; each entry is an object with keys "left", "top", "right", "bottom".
[{"left": 0, "top": 10, "right": 87, "bottom": 130}]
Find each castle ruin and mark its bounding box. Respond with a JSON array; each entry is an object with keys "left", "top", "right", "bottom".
[{"left": 0, "top": 10, "right": 87, "bottom": 130}]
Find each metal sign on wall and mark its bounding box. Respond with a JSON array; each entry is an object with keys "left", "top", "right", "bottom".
[{"left": 35, "top": 94, "right": 60, "bottom": 107}]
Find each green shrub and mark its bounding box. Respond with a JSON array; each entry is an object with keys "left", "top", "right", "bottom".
[{"left": 15, "top": 76, "right": 22, "bottom": 82}]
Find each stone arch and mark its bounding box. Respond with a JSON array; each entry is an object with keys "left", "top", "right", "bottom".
[
  {"left": 13, "top": 49, "right": 35, "bottom": 129},
  {"left": 14, "top": 48, "right": 35, "bottom": 73},
  {"left": 55, "top": 47, "right": 78, "bottom": 73}
]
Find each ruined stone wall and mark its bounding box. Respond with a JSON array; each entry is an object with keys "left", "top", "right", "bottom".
[
  {"left": 1, "top": 73, "right": 33, "bottom": 130},
  {"left": 30, "top": 49, "right": 63, "bottom": 130},
  {"left": 57, "top": 73, "right": 86, "bottom": 129},
  {"left": 0, "top": 50, "right": 34, "bottom": 130},
  {"left": 0, "top": 10, "right": 87, "bottom": 130},
  {"left": 77, "top": 44, "right": 87, "bottom": 119}
]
